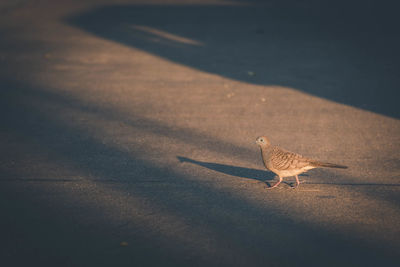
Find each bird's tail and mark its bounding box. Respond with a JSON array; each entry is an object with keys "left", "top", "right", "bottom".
[{"left": 311, "top": 161, "right": 348, "bottom": 169}]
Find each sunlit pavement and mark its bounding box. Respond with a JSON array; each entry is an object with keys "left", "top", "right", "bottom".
[{"left": 1, "top": 1, "right": 399, "bottom": 266}]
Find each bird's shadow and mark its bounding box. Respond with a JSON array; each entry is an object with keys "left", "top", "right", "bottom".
[{"left": 177, "top": 156, "right": 275, "bottom": 182}]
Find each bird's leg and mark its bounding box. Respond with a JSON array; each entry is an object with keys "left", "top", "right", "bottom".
[
  {"left": 266, "top": 176, "right": 283, "bottom": 189},
  {"left": 292, "top": 175, "right": 300, "bottom": 189}
]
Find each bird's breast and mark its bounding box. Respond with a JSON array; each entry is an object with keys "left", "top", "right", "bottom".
[{"left": 261, "top": 149, "right": 273, "bottom": 170}]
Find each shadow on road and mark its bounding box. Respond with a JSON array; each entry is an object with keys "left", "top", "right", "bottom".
[
  {"left": 177, "top": 156, "right": 400, "bottom": 189},
  {"left": 65, "top": 2, "right": 400, "bottom": 118},
  {"left": 1, "top": 78, "right": 398, "bottom": 266},
  {"left": 1, "top": 1, "right": 400, "bottom": 265},
  {"left": 177, "top": 156, "right": 274, "bottom": 181}
]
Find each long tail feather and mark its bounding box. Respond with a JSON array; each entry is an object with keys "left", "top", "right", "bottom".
[{"left": 311, "top": 161, "right": 348, "bottom": 169}]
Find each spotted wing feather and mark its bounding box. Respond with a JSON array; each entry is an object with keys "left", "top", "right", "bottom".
[{"left": 270, "top": 147, "right": 312, "bottom": 171}]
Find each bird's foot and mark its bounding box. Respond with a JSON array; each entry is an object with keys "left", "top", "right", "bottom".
[
  {"left": 289, "top": 181, "right": 305, "bottom": 189},
  {"left": 266, "top": 185, "right": 280, "bottom": 190},
  {"left": 265, "top": 179, "right": 283, "bottom": 189}
]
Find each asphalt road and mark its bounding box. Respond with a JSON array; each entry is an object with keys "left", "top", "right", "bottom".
[{"left": 1, "top": 1, "right": 399, "bottom": 266}]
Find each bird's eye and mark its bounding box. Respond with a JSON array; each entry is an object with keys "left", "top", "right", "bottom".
[{"left": 260, "top": 139, "right": 263, "bottom": 142}]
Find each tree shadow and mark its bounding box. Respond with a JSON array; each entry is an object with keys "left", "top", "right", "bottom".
[
  {"left": 177, "top": 156, "right": 274, "bottom": 181},
  {"left": 65, "top": 2, "right": 400, "bottom": 118}
]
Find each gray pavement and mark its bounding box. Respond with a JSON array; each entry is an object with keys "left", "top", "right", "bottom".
[{"left": 1, "top": 0, "right": 399, "bottom": 266}]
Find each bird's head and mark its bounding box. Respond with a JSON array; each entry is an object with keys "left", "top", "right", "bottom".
[{"left": 255, "top": 136, "right": 270, "bottom": 147}]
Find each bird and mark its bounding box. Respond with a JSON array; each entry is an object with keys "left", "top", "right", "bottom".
[{"left": 255, "top": 136, "right": 347, "bottom": 189}]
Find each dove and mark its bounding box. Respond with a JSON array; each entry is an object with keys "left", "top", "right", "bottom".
[{"left": 255, "top": 136, "right": 347, "bottom": 189}]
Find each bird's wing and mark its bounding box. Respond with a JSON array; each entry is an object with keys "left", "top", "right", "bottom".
[{"left": 270, "top": 147, "right": 312, "bottom": 170}]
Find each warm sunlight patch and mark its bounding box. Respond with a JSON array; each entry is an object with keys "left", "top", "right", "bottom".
[{"left": 131, "top": 25, "right": 204, "bottom": 46}]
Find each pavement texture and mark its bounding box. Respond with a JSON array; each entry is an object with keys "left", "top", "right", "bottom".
[{"left": 1, "top": 0, "right": 399, "bottom": 266}]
